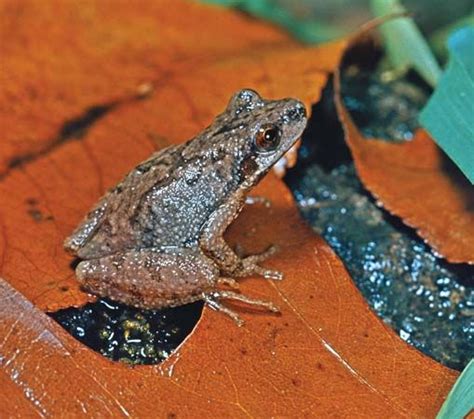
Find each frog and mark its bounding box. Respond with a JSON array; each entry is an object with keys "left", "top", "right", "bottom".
[{"left": 64, "top": 89, "right": 307, "bottom": 325}]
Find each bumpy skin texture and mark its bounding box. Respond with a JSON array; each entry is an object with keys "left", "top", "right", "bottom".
[{"left": 65, "top": 89, "right": 307, "bottom": 325}]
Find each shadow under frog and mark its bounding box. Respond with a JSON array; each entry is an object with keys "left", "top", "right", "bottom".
[{"left": 64, "top": 89, "right": 307, "bottom": 325}]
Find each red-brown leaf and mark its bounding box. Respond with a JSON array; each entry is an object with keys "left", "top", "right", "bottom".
[
  {"left": 334, "top": 55, "right": 474, "bottom": 264},
  {"left": 0, "top": 1, "right": 458, "bottom": 416}
]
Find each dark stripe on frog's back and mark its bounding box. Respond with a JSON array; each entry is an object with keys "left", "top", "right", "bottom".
[
  {"left": 76, "top": 144, "right": 184, "bottom": 257},
  {"left": 110, "top": 145, "right": 182, "bottom": 218}
]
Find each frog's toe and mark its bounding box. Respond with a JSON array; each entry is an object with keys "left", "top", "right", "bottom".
[
  {"left": 234, "top": 245, "right": 282, "bottom": 280},
  {"left": 203, "top": 290, "right": 280, "bottom": 325},
  {"left": 204, "top": 296, "right": 244, "bottom": 326},
  {"left": 210, "top": 290, "right": 280, "bottom": 313},
  {"left": 234, "top": 244, "right": 279, "bottom": 261},
  {"left": 254, "top": 266, "right": 283, "bottom": 280},
  {"left": 233, "top": 262, "right": 283, "bottom": 280},
  {"left": 244, "top": 244, "right": 279, "bottom": 263},
  {"left": 218, "top": 277, "right": 240, "bottom": 289}
]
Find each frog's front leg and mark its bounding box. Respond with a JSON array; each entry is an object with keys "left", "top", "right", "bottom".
[{"left": 199, "top": 194, "right": 283, "bottom": 280}]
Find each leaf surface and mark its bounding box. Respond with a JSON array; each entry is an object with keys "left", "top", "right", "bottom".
[
  {"left": 0, "top": 178, "right": 457, "bottom": 416},
  {"left": 0, "top": 0, "right": 343, "bottom": 177},
  {"left": 0, "top": 1, "right": 458, "bottom": 416}
]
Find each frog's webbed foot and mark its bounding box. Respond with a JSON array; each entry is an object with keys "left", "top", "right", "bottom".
[
  {"left": 203, "top": 290, "right": 279, "bottom": 326},
  {"left": 234, "top": 245, "right": 283, "bottom": 280}
]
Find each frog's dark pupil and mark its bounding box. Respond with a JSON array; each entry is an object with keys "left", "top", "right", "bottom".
[{"left": 255, "top": 125, "right": 281, "bottom": 152}]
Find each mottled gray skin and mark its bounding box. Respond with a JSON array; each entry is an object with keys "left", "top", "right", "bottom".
[{"left": 65, "top": 89, "right": 307, "bottom": 325}]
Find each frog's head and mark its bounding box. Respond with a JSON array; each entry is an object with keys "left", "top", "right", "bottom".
[{"left": 222, "top": 88, "right": 307, "bottom": 189}]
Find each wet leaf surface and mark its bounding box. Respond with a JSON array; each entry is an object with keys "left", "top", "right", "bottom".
[
  {"left": 334, "top": 43, "right": 474, "bottom": 264},
  {"left": 52, "top": 298, "right": 204, "bottom": 364},
  {"left": 0, "top": 1, "right": 460, "bottom": 416},
  {"left": 286, "top": 89, "right": 473, "bottom": 370}
]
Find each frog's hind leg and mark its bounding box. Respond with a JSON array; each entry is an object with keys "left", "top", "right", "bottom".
[
  {"left": 75, "top": 248, "right": 219, "bottom": 310},
  {"left": 204, "top": 297, "right": 244, "bottom": 326},
  {"left": 203, "top": 290, "right": 280, "bottom": 326}
]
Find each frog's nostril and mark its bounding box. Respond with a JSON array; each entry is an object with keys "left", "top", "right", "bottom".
[
  {"left": 286, "top": 103, "right": 307, "bottom": 121},
  {"left": 296, "top": 103, "right": 307, "bottom": 119}
]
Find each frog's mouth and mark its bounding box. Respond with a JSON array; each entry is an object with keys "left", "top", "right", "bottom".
[{"left": 272, "top": 137, "right": 302, "bottom": 178}]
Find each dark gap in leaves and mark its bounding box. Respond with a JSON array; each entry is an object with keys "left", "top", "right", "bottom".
[
  {"left": 295, "top": 77, "right": 352, "bottom": 172},
  {"left": 59, "top": 104, "right": 115, "bottom": 140},
  {"left": 7, "top": 101, "right": 117, "bottom": 173},
  {"left": 342, "top": 68, "right": 431, "bottom": 142},
  {"left": 50, "top": 298, "right": 203, "bottom": 365},
  {"left": 285, "top": 63, "right": 473, "bottom": 371},
  {"left": 340, "top": 37, "right": 432, "bottom": 142},
  {"left": 5, "top": 89, "right": 152, "bottom": 179}
]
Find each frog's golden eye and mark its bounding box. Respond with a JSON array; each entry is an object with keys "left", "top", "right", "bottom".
[{"left": 255, "top": 124, "right": 281, "bottom": 152}]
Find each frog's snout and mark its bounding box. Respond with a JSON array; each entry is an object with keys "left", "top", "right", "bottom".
[{"left": 285, "top": 101, "right": 307, "bottom": 122}]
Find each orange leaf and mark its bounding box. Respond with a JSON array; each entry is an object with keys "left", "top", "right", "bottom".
[
  {"left": 0, "top": 0, "right": 347, "bottom": 310},
  {"left": 0, "top": 0, "right": 344, "bottom": 176},
  {"left": 0, "top": 174, "right": 457, "bottom": 416},
  {"left": 334, "top": 44, "right": 474, "bottom": 264},
  {"left": 0, "top": 1, "right": 458, "bottom": 416}
]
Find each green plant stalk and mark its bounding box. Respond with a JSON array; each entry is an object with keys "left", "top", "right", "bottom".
[{"left": 370, "top": 0, "right": 442, "bottom": 87}]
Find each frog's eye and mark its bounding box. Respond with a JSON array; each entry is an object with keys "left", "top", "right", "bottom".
[{"left": 255, "top": 124, "right": 281, "bottom": 152}]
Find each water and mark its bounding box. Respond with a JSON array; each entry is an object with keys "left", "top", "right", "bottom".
[{"left": 285, "top": 71, "right": 473, "bottom": 370}]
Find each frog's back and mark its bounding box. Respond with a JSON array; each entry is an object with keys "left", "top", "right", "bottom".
[
  {"left": 68, "top": 138, "right": 237, "bottom": 259},
  {"left": 131, "top": 148, "right": 237, "bottom": 250},
  {"left": 66, "top": 144, "right": 182, "bottom": 259}
]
